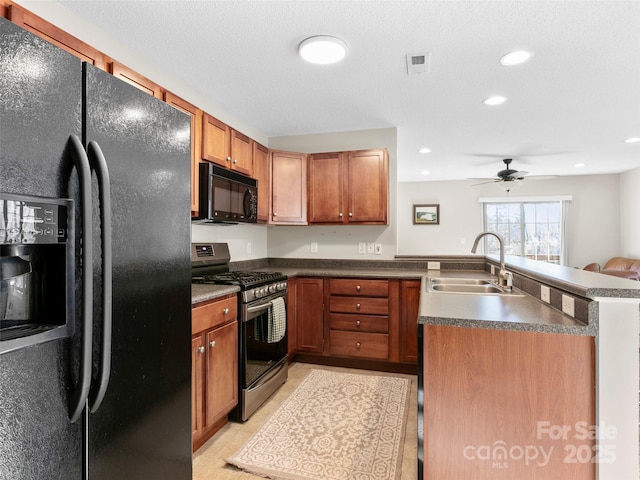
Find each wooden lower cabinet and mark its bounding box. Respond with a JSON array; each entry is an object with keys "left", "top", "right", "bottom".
[
  {"left": 295, "top": 277, "right": 325, "bottom": 353},
  {"left": 192, "top": 295, "right": 238, "bottom": 451},
  {"left": 399, "top": 279, "right": 420, "bottom": 364},
  {"left": 421, "top": 324, "right": 595, "bottom": 480}
]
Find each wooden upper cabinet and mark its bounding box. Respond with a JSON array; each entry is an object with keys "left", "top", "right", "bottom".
[
  {"left": 271, "top": 150, "right": 307, "bottom": 225},
  {"left": 346, "top": 149, "right": 388, "bottom": 224},
  {"left": 308, "top": 152, "right": 345, "bottom": 223},
  {"left": 164, "top": 92, "right": 202, "bottom": 215},
  {"left": 202, "top": 113, "right": 254, "bottom": 176},
  {"left": 202, "top": 113, "right": 231, "bottom": 167},
  {"left": 109, "top": 61, "right": 162, "bottom": 98},
  {"left": 8, "top": 3, "right": 106, "bottom": 69},
  {"left": 230, "top": 129, "right": 254, "bottom": 176},
  {"left": 308, "top": 148, "right": 388, "bottom": 225},
  {"left": 253, "top": 142, "right": 270, "bottom": 223}
]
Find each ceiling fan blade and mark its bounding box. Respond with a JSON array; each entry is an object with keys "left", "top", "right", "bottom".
[{"left": 471, "top": 179, "right": 501, "bottom": 186}]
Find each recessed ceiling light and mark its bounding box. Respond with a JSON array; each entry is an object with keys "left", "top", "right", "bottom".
[
  {"left": 298, "top": 36, "right": 347, "bottom": 64},
  {"left": 483, "top": 96, "right": 507, "bottom": 106},
  {"left": 500, "top": 50, "right": 532, "bottom": 66},
  {"left": 421, "top": 170, "right": 430, "bottom": 175},
  {"left": 574, "top": 163, "right": 586, "bottom": 168},
  {"left": 418, "top": 147, "right": 431, "bottom": 154},
  {"left": 624, "top": 137, "right": 640, "bottom": 144}
]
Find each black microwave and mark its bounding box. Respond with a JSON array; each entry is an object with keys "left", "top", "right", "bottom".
[{"left": 194, "top": 163, "right": 258, "bottom": 224}]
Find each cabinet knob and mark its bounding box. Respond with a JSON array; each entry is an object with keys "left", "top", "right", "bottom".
[
  {"left": 356, "top": 342, "right": 361, "bottom": 349},
  {"left": 356, "top": 320, "right": 361, "bottom": 327},
  {"left": 233, "top": 159, "right": 238, "bottom": 164},
  {"left": 339, "top": 213, "right": 343, "bottom": 218},
  {"left": 223, "top": 308, "right": 229, "bottom": 314},
  {"left": 226, "top": 156, "right": 231, "bottom": 162},
  {"left": 197, "top": 346, "right": 205, "bottom": 354},
  {"left": 273, "top": 212, "right": 277, "bottom": 217},
  {"left": 356, "top": 285, "right": 361, "bottom": 292},
  {"left": 209, "top": 340, "right": 216, "bottom": 348},
  {"left": 349, "top": 212, "right": 353, "bottom": 217},
  {"left": 356, "top": 303, "right": 361, "bottom": 310}
]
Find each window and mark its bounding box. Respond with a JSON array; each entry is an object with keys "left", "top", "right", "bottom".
[{"left": 480, "top": 196, "right": 570, "bottom": 265}]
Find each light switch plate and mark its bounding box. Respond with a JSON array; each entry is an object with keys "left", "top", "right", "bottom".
[
  {"left": 358, "top": 242, "right": 366, "bottom": 254},
  {"left": 310, "top": 242, "right": 318, "bottom": 253},
  {"left": 427, "top": 261, "right": 440, "bottom": 270},
  {"left": 562, "top": 294, "right": 575, "bottom": 317},
  {"left": 540, "top": 285, "right": 550, "bottom": 303},
  {"left": 490, "top": 265, "right": 496, "bottom": 275}
]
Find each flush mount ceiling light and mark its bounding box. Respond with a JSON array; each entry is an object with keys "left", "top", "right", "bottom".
[
  {"left": 421, "top": 170, "right": 430, "bottom": 175},
  {"left": 625, "top": 137, "right": 640, "bottom": 144},
  {"left": 500, "top": 50, "right": 532, "bottom": 66},
  {"left": 418, "top": 147, "right": 431, "bottom": 154},
  {"left": 574, "top": 163, "right": 586, "bottom": 168},
  {"left": 483, "top": 96, "right": 507, "bottom": 106},
  {"left": 298, "top": 36, "right": 347, "bottom": 64}
]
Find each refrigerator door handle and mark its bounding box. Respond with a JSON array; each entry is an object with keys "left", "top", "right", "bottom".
[
  {"left": 87, "top": 141, "right": 113, "bottom": 414},
  {"left": 67, "top": 135, "right": 94, "bottom": 423}
]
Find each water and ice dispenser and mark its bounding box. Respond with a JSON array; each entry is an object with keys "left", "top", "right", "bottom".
[{"left": 0, "top": 193, "right": 74, "bottom": 354}]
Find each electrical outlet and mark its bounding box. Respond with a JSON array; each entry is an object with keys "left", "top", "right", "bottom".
[
  {"left": 427, "top": 261, "right": 440, "bottom": 270},
  {"left": 540, "top": 285, "right": 550, "bottom": 303},
  {"left": 490, "top": 265, "right": 496, "bottom": 275},
  {"left": 358, "top": 242, "right": 366, "bottom": 254},
  {"left": 310, "top": 242, "right": 318, "bottom": 253},
  {"left": 367, "top": 243, "right": 374, "bottom": 254},
  {"left": 374, "top": 243, "right": 382, "bottom": 255},
  {"left": 247, "top": 242, "right": 252, "bottom": 254},
  {"left": 562, "top": 294, "right": 575, "bottom": 317}
]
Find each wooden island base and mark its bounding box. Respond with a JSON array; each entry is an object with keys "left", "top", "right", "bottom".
[{"left": 420, "top": 324, "right": 595, "bottom": 480}]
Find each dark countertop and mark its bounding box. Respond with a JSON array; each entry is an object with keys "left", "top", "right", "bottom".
[
  {"left": 417, "top": 270, "right": 593, "bottom": 335},
  {"left": 192, "top": 284, "right": 239, "bottom": 305}
]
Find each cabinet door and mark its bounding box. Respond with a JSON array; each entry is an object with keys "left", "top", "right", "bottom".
[
  {"left": 205, "top": 321, "right": 238, "bottom": 427},
  {"left": 400, "top": 280, "right": 420, "bottom": 364},
  {"left": 308, "top": 152, "right": 345, "bottom": 224},
  {"left": 271, "top": 150, "right": 307, "bottom": 224},
  {"left": 164, "top": 92, "right": 202, "bottom": 215},
  {"left": 296, "top": 278, "right": 324, "bottom": 353},
  {"left": 109, "top": 61, "right": 162, "bottom": 98},
  {"left": 346, "top": 149, "right": 388, "bottom": 224},
  {"left": 8, "top": 4, "right": 106, "bottom": 69},
  {"left": 192, "top": 335, "right": 205, "bottom": 439},
  {"left": 253, "top": 142, "right": 271, "bottom": 223},
  {"left": 230, "top": 129, "right": 254, "bottom": 176},
  {"left": 202, "top": 113, "right": 231, "bottom": 167},
  {"left": 286, "top": 277, "right": 298, "bottom": 357}
]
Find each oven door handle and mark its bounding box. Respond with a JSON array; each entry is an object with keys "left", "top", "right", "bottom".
[{"left": 246, "top": 301, "right": 273, "bottom": 315}]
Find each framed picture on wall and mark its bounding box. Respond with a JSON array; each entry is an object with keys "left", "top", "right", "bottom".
[{"left": 413, "top": 204, "right": 440, "bottom": 225}]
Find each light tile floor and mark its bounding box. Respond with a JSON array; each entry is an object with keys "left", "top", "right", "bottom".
[{"left": 193, "top": 362, "right": 418, "bottom": 480}]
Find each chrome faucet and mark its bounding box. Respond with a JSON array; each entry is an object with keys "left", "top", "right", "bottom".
[{"left": 471, "top": 231, "right": 513, "bottom": 291}]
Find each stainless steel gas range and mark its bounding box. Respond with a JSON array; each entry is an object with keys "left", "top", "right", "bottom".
[{"left": 191, "top": 243, "right": 288, "bottom": 421}]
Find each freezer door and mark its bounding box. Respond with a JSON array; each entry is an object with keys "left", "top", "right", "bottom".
[
  {"left": 83, "top": 64, "right": 192, "bottom": 480},
  {"left": 0, "top": 17, "right": 83, "bottom": 480}
]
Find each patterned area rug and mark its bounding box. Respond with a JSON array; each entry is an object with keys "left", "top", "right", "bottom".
[{"left": 226, "top": 369, "right": 411, "bottom": 480}]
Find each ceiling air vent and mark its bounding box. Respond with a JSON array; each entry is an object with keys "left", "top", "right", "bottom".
[{"left": 406, "top": 53, "right": 430, "bottom": 75}]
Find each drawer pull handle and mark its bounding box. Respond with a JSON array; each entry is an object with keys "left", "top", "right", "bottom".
[
  {"left": 197, "top": 346, "right": 205, "bottom": 354},
  {"left": 356, "top": 320, "right": 361, "bottom": 327},
  {"left": 356, "top": 342, "right": 361, "bottom": 349},
  {"left": 223, "top": 308, "right": 229, "bottom": 314},
  {"left": 356, "top": 285, "right": 361, "bottom": 292},
  {"left": 209, "top": 341, "right": 216, "bottom": 348},
  {"left": 356, "top": 303, "right": 361, "bottom": 310}
]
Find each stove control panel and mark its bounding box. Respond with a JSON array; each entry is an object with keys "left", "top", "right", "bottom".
[{"left": 246, "top": 281, "right": 288, "bottom": 302}]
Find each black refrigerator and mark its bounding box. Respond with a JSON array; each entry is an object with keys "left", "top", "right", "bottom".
[{"left": 0, "top": 17, "right": 192, "bottom": 480}]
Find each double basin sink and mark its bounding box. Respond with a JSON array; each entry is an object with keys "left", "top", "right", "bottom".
[{"left": 427, "top": 277, "right": 523, "bottom": 296}]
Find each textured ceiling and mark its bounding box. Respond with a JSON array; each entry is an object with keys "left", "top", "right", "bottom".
[{"left": 53, "top": 0, "right": 640, "bottom": 182}]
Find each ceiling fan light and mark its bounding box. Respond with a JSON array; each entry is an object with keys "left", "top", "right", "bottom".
[
  {"left": 299, "top": 36, "right": 347, "bottom": 64},
  {"left": 500, "top": 50, "right": 532, "bottom": 66},
  {"left": 483, "top": 96, "right": 507, "bottom": 106}
]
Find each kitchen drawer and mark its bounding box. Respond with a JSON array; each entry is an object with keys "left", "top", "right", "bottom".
[
  {"left": 192, "top": 295, "right": 237, "bottom": 334},
  {"left": 329, "top": 278, "right": 388, "bottom": 297},
  {"left": 329, "top": 296, "right": 388, "bottom": 315},
  {"left": 329, "top": 330, "right": 389, "bottom": 360},
  {"left": 329, "top": 313, "right": 389, "bottom": 333}
]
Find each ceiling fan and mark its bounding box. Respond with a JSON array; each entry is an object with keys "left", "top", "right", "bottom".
[{"left": 471, "top": 158, "right": 529, "bottom": 186}]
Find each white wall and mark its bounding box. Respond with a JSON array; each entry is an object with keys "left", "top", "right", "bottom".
[
  {"left": 267, "top": 128, "right": 398, "bottom": 260},
  {"left": 620, "top": 166, "right": 640, "bottom": 258},
  {"left": 396, "top": 174, "right": 621, "bottom": 268}
]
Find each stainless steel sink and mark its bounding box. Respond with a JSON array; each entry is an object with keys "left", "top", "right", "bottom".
[
  {"left": 427, "top": 277, "right": 523, "bottom": 296},
  {"left": 429, "top": 278, "right": 493, "bottom": 285}
]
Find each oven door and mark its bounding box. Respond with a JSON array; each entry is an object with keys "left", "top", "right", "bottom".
[{"left": 241, "top": 291, "right": 288, "bottom": 389}]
